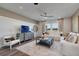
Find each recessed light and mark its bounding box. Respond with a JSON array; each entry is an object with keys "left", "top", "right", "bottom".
[
  {"left": 58, "top": 17, "right": 61, "bottom": 18},
  {"left": 19, "top": 6, "right": 23, "bottom": 9}
]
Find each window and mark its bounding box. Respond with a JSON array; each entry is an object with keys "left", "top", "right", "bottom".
[
  {"left": 46, "top": 24, "right": 51, "bottom": 30},
  {"left": 46, "top": 23, "right": 58, "bottom": 31},
  {"left": 52, "top": 23, "right": 58, "bottom": 29}
]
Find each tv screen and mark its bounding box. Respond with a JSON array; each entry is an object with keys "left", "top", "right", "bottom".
[{"left": 21, "top": 25, "right": 29, "bottom": 33}]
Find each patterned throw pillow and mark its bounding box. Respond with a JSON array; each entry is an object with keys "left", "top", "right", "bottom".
[
  {"left": 68, "top": 35, "right": 77, "bottom": 43},
  {"left": 65, "top": 34, "right": 71, "bottom": 41},
  {"left": 65, "top": 32, "right": 77, "bottom": 43}
]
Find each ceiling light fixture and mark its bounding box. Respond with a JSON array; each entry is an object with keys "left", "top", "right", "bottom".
[
  {"left": 34, "top": 3, "right": 38, "bottom": 5},
  {"left": 59, "top": 17, "right": 61, "bottom": 18}
]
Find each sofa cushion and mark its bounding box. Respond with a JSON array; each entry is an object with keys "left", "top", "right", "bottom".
[
  {"left": 5, "top": 37, "right": 15, "bottom": 42},
  {"left": 61, "top": 40, "right": 79, "bottom": 56}
]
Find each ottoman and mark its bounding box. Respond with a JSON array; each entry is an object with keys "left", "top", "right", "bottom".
[{"left": 38, "top": 37, "right": 54, "bottom": 47}]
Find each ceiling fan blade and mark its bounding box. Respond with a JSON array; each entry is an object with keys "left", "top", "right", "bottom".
[
  {"left": 41, "top": 15, "right": 53, "bottom": 17},
  {"left": 46, "top": 16, "right": 54, "bottom": 17},
  {"left": 40, "top": 15, "right": 46, "bottom": 17},
  {"left": 40, "top": 12, "right": 54, "bottom": 19}
]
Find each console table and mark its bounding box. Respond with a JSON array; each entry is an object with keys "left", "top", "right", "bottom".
[{"left": 20, "top": 32, "right": 34, "bottom": 42}]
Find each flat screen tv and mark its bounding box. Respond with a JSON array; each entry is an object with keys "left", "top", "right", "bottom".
[{"left": 21, "top": 25, "right": 29, "bottom": 33}]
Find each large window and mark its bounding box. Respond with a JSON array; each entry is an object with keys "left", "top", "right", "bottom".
[
  {"left": 52, "top": 23, "right": 58, "bottom": 29},
  {"left": 46, "top": 24, "right": 51, "bottom": 30},
  {"left": 46, "top": 23, "right": 58, "bottom": 30}
]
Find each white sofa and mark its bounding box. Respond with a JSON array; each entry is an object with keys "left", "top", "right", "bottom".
[
  {"left": 61, "top": 40, "right": 79, "bottom": 56},
  {"left": 60, "top": 32, "right": 79, "bottom": 56}
]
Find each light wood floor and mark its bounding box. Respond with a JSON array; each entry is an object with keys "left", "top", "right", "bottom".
[{"left": 0, "top": 40, "right": 33, "bottom": 56}]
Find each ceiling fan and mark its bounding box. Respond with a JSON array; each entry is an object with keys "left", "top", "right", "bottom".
[{"left": 40, "top": 12, "right": 54, "bottom": 19}]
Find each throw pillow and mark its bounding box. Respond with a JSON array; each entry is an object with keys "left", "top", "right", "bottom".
[{"left": 67, "top": 35, "right": 77, "bottom": 43}]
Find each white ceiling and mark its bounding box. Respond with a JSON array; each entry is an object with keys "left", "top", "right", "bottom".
[{"left": 0, "top": 3, "right": 79, "bottom": 21}]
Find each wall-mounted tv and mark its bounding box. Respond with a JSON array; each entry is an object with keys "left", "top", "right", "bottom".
[{"left": 21, "top": 25, "right": 29, "bottom": 33}]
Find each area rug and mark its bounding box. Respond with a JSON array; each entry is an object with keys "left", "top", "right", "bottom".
[{"left": 16, "top": 41, "right": 62, "bottom": 56}]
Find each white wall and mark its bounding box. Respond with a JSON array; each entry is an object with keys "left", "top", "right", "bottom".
[
  {"left": 0, "top": 16, "right": 35, "bottom": 38},
  {"left": 64, "top": 17, "right": 72, "bottom": 33},
  {"left": 72, "top": 9, "right": 79, "bottom": 32},
  {"left": 0, "top": 7, "right": 37, "bottom": 24},
  {"left": 72, "top": 15, "right": 78, "bottom": 32}
]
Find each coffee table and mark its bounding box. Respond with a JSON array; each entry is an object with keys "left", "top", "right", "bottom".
[{"left": 35, "top": 36, "right": 54, "bottom": 47}]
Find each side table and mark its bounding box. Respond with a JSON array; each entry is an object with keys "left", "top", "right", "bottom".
[{"left": 36, "top": 36, "right": 43, "bottom": 44}]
